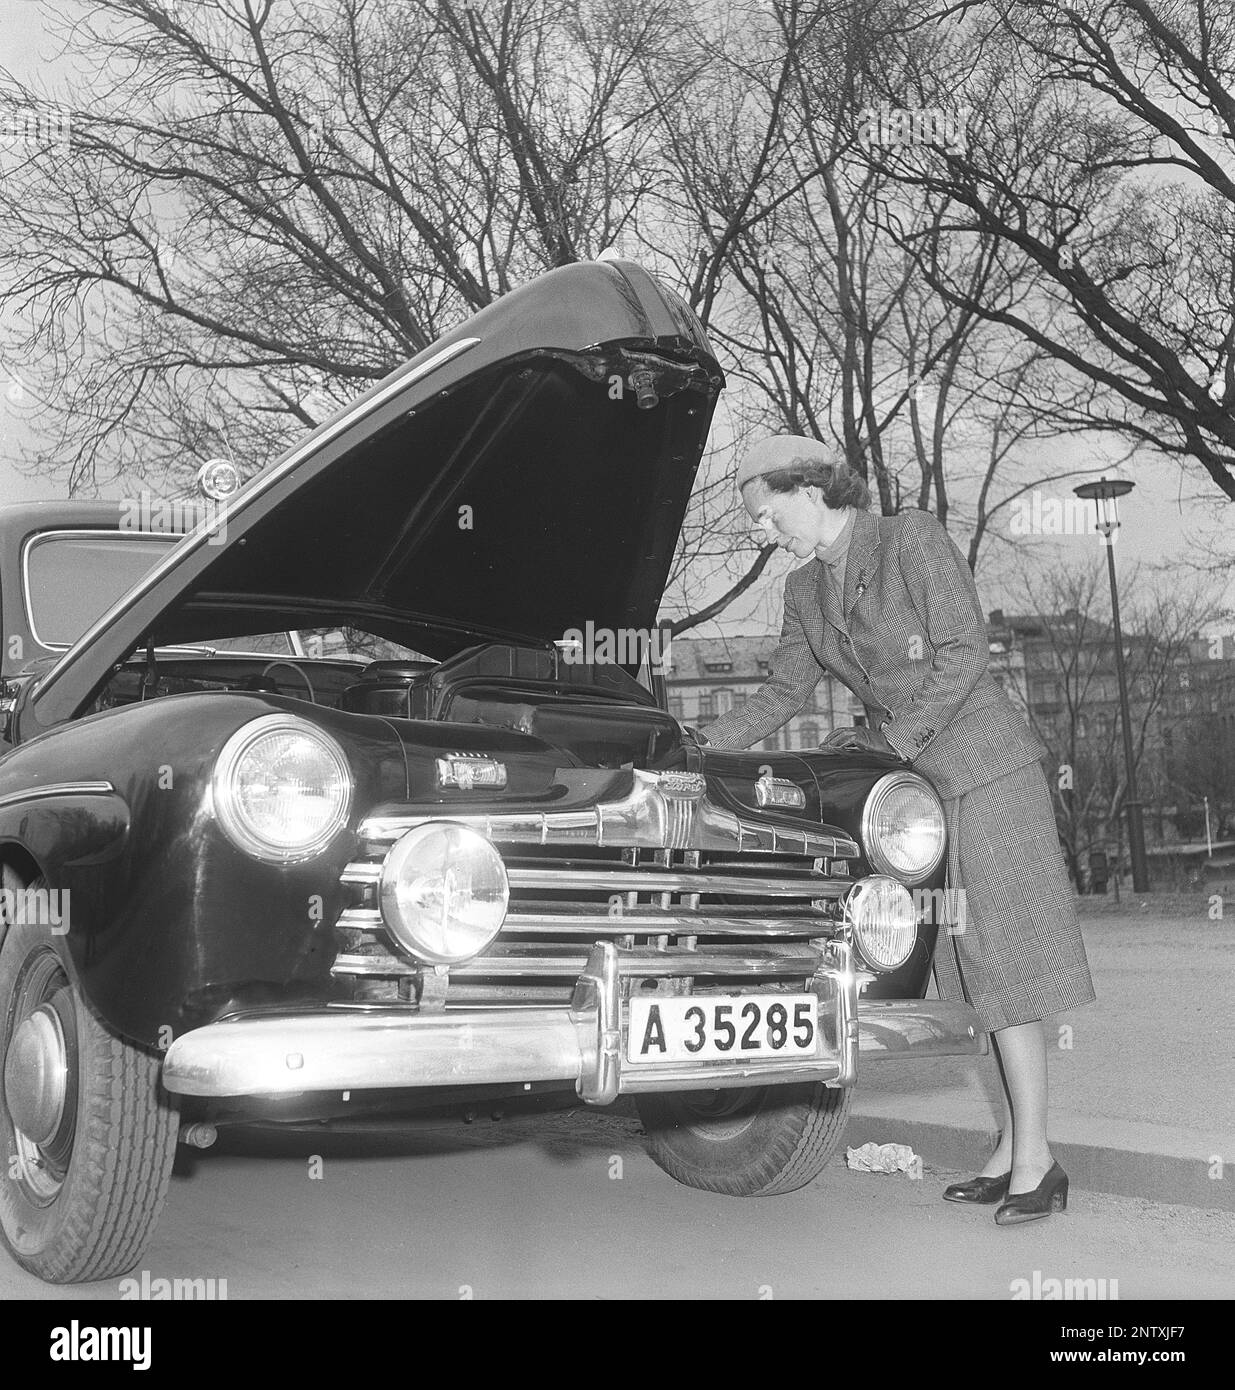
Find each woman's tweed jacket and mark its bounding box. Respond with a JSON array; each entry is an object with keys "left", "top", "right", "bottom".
[{"left": 700, "top": 507, "right": 1095, "bottom": 1029}]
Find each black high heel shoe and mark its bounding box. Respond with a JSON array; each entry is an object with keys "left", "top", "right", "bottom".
[
  {"left": 942, "top": 1172, "right": 1011, "bottom": 1204},
  {"left": 994, "top": 1161, "right": 1069, "bottom": 1225}
]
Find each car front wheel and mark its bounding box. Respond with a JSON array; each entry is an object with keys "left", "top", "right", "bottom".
[
  {"left": 635, "top": 1081, "right": 853, "bottom": 1196},
  {"left": 0, "top": 872, "right": 179, "bottom": 1283}
]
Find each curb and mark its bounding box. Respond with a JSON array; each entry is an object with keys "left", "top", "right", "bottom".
[{"left": 844, "top": 1112, "right": 1235, "bottom": 1213}]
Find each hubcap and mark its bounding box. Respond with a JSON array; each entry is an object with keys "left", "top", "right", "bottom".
[
  {"left": 5, "top": 1004, "right": 68, "bottom": 1145},
  {"left": 2, "top": 944, "right": 78, "bottom": 1204}
]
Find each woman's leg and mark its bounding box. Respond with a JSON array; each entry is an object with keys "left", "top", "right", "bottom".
[
  {"left": 979, "top": 1034, "right": 1015, "bottom": 1177},
  {"left": 984, "top": 1019, "right": 1054, "bottom": 1191}
]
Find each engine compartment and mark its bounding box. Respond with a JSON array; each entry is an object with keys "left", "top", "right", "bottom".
[{"left": 91, "top": 641, "right": 681, "bottom": 769}]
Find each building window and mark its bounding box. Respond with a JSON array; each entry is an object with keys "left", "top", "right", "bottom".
[
  {"left": 801, "top": 722, "right": 819, "bottom": 746},
  {"left": 704, "top": 660, "right": 733, "bottom": 673},
  {"left": 668, "top": 694, "right": 684, "bottom": 718},
  {"left": 733, "top": 690, "right": 749, "bottom": 708},
  {"left": 714, "top": 687, "right": 733, "bottom": 713},
  {"left": 697, "top": 692, "right": 716, "bottom": 719}
]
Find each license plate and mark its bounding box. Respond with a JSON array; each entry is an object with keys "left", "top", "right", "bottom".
[{"left": 625, "top": 993, "right": 819, "bottom": 1065}]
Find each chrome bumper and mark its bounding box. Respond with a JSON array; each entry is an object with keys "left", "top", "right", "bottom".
[{"left": 162, "top": 941, "right": 985, "bottom": 1101}]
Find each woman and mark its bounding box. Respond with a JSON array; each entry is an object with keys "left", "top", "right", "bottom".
[{"left": 698, "top": 434, "right": 1095, "bottom": 1225}]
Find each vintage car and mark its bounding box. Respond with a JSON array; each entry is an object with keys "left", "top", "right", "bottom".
[{"left": 0, "top": 260, "right": 984, "bottom": 1284}]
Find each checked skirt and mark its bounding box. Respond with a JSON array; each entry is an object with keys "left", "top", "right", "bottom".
[{"left": 932, "top": 760, "right": 1097, "bottom": 1031}]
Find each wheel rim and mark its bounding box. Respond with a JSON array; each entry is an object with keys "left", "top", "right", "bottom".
[
  {"left": 673, "top": 1087, "right": 766, "bottom": 1140},
  {"left": 2, "top": 946, "right": 79, "bottom": 1205}
]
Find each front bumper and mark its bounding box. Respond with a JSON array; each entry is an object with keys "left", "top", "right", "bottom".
[{"left": 163, "top": 940, "right": 986, "bottom": 1101}]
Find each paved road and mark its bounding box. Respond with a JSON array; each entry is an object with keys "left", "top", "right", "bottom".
[
  {"left": 4, "top": 1106, "right": 1233, "bottom": 1301},
  {"left": 850, "top": 913, "right": 1235, "bottom": 1209}
]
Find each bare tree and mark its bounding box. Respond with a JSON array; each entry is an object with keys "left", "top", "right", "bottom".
[
  {"left": 1168, "top": 725, "right": 1235, "bottom": 841},
  {"left": 640, "top": 0, "right": 1097, "bottom": 580},
  {"left": 5, "top": 0, "right": 1228, "bottom": 649},
  {"left": 857, "top": 0, "right": 1235, "bottom": 503},
  {"left": 0, "top": 0, "right": 690, "bottom": 491},
  {"left": 997, "top": 558, "right": 1217, "bottom": 874}
]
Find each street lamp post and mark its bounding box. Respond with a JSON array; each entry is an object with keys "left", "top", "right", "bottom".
[{"left": 1073, "top": 477, "right": 1150, "bottom": 892}]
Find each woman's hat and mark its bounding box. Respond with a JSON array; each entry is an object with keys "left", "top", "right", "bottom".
[{"left": 735, "top": 434, "right": 842, "bottom": 489}]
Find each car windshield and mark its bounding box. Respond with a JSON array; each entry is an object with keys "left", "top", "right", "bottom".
[
  {"left": 23, "top": 531, "right": 306, "bottom": 656},
  {"left": 21, "top": 531, "right": 449, "bottom": 664},
  {"left": 24, "top": 532, "right": 182, "bottom": 649}
]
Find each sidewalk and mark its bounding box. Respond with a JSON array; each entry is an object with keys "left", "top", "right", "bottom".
[{"left": 845, "top": 896, "right": 1235, "bottom": 1211}]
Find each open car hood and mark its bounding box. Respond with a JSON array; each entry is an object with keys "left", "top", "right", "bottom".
[{"left": 29, "top": 261, "right": 723, "bottom": 732}]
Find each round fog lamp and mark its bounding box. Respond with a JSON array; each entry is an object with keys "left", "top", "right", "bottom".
[
  {"left": 380, "top": 822, "right": 509, "bottom": 965},
  {"left": 844, "top": 876, "right": 918, "bottom": 972}
]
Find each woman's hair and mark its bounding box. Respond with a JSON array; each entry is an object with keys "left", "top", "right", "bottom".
[{"left": 756, "top": 458, "right": 871, "bottom": 510}]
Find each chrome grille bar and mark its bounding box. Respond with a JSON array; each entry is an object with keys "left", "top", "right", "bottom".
[
  {"left": 333, "top": 942, "right": 821, "bottom": 981},
  {"left": 356, "top": 767, "right": 859, "bottom": 860},
  {"left": 338, "top": 908, "right": 836, "bottom": 937},
  {"left": 340, "top": 861, "right": 844, "bottom": 899},
  {"left": 507, "top": 866, "right": 836, "bottom": 895},
  {"left": 358, "top": 811, "right": 852, "bottom": 859}
]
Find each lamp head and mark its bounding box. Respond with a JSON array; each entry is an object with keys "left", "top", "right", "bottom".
[{"left": 1073, "top": 476, "right": 1135, "bottom": 539}]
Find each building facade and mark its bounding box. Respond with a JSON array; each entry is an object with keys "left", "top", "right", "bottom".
[{"left": 985, "top": 608, "right": 1235, "bottom": 882}]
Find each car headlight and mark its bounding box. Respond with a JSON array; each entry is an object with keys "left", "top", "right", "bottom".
[
  {"left": 861, "top": 772, "right": 946, "bottom": 882},
  {"left": 844, "top": 876, "right": 918, "bottom": 972},
  {"left": 379, "top": 822, "right": 509, "bottom": 965},
  {"left": 212, "top": 714, "right": 353, "bottom": 863}
]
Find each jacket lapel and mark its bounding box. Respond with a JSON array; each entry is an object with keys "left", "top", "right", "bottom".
[
  {"left": 843, "top": 509, "right": 883, "bottom": 619},
  {"left": 816, "top": 559, "right": 846, "bottom": 636},
  {"left": 789, "top": 565, "right": 830, "bottom": 657}
]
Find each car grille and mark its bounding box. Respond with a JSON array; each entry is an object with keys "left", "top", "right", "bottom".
[{"left": 333, "top": 837, "right": 855, "bottom": 1008}]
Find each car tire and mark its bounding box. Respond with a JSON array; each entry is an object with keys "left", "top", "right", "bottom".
[
  {"left": 635, "top": 1081, "right": 853, "bottom": 1196},
  {"left": 0, "top": 871, "right": 179, "bottom": 1283}
]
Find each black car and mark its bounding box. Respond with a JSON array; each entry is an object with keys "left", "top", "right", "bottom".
[{"left": 0, "top": 260, "right": 983, "bottom": 1284}]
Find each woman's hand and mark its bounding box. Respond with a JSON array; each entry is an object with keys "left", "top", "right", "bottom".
[{"left": 820, "top": 725, "right": 903, "bottom": 759}]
